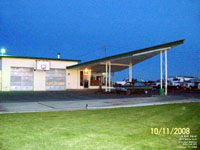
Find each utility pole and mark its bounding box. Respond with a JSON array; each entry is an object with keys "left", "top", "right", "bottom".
[{"left": 104, "top": 45, "right": 106, "bottom": 57}]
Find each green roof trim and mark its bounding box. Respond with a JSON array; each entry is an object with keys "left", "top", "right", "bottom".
[
  {"left": 67, "top": 39, "right": 184, "bottom": 69},
  {"left": 0, "top": 55, "right": 81, "bottom": 62}
]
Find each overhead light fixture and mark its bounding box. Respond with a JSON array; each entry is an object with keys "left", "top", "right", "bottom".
[
  {"left": 84, "top": 68, "right": 88, "bottom": 73},
  {"left": 1, "top": 48, "right": 6, "bottom": 55}
]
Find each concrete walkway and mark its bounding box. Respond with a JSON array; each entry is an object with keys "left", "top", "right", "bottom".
[{"left": 0, "top": 96, "right": 200, "bottom": 114}]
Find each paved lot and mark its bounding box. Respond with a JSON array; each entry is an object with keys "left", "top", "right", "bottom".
[
  {"left": 0, "top": 89, "right": 199, "bottom": 113},
  {"left": 0, "top": 89, "right": 199, "bottom": 103},
  {"left": 0, "top": 89, "right": 153, "bottom": 103}
]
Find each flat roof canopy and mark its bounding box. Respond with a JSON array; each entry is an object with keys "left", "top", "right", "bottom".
[{"left": 67, "top": 39, "right": 184, "bottom": 72}]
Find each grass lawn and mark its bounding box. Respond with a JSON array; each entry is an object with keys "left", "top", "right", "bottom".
[{"left": 0, "top": 103, "right": 199, "bottom": 150}]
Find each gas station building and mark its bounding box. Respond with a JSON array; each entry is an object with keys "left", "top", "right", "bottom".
[{"left": 0, "top": 40, "right": 184, "bottom": 95}]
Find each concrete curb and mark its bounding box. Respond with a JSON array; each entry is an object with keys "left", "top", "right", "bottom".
[{"left": 88, "top": 100, "right": 200, "bottom": 110}]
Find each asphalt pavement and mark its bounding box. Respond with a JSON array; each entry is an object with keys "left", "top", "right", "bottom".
[{"left": 0, "top": 89, "right": 199, "bottom": 113}]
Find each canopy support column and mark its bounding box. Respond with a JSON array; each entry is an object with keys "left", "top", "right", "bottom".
[
  {"left": 160, "top": 49, "right": 168, "bottom": 96},
  {"left": 160, "top": 51, "right": 163, "bottom": 89},
  {"left": 165, "top": 50, "right": 168, "bottom": 96},
  {"left": 129, "top": 63, "right": 132, "bottom": 82},
  {"left": 109, "top": 61, "right": 111, "bottom": 92}
]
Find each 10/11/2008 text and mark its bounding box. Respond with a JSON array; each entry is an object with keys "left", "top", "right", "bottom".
[{"left": 151, "top": 128, "right": 190, "bottom": 135}]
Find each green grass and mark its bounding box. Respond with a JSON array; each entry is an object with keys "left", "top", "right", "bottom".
[{"left": 0, "top": 103, "right": 199, "bottom": 150}]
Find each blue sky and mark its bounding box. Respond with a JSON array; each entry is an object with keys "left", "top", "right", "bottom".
[{"left": 0, "top": 0, "right": 199, "bottom": 81}]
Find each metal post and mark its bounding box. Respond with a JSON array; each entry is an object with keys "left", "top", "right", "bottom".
[
  {"left": 109, "top": 61, "right": 111, "bottom": 92},
  {"left": 165, "top": 50, "right": 168, "bottom": 95},
  {"left": 105, "top": 62, "right": 108, "bottom": 92},
  {"left": 129, "top": 63, "right": 132, "bottom": 82},
  {"left": 160, "top": 51, "right": 163, "bottom": 89},
  {"left": 104, "top": 45, "right": 106, "bottom": 57}
]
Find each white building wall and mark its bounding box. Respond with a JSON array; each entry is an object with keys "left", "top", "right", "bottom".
[
  {"left": 66, "top": 69, "right": 106, "bottom": 89},
  {"left": 66, "top": 69, "right": 81, "bottom": 89},
  {"left": 34, "top": 71, "right": 46, "bottom": 91},
  {"left": 0, "top": 59, "right": 2, "bottom": 91},
  {"left": 1, "top": 57, "right": 107, "bottom": 91},
  {"left": 0, "top": 70, "right": 2, "bottom": 91},
  {"left": 1, "top": 57, "right": 78, "bottom": 91},
  {"left": 0, "top": 59, "right": 2, "bottom": 70},
  {"left": 2, "top": 59, "right": 11, "bottom": 91}
]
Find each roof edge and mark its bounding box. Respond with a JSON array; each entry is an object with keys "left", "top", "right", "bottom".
[
  {"left": 0, "top": 55, "right": 81, "bottom": 62},
  {"left": 66, "top": 39, "right": 184, "bottom": 69}
]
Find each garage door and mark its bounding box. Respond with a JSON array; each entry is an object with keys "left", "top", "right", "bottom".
[
  {"left": 46, "top": 69, "right": 66, "bottom": 91},
  {"left": 10, "top": 67, "right": 34, "bottom": 91}
]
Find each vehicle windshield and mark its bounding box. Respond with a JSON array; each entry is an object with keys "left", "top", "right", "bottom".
[{"left": 173, "top": 78, "right": 180, "bottom": 81}]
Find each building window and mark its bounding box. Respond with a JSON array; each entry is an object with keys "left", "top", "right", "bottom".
[{"left": 80, "top": 71, "right": 83, "bottom": 86}]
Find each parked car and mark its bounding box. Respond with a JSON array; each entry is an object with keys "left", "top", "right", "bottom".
[
  {"left": 169, "top": 78, "right": 180, "bottom": 85},
  {"left": 115, "top": 82, "right": 153, "bottom": 95},
  {"left": 180, "top": 81, "right": 195, "bottom": 90},
  {"left": 190, "top": 79, "right": 200, "bottom": 90},
  {"left": 151, "top": 81, "right": 172, "bottom": 89},
  {"left": 151, "top": 81, "right": 161, "bottom": 89},
  {"left": 145, "top": 81, "right": 155, "bottom": 86},
  {"left": 115, "top": 78, "right": 137, "bottom": 86}
]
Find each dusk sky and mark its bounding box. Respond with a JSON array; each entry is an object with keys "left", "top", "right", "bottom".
[{"left": 0, "top": 0, "right": 199, "bottom": 81}]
